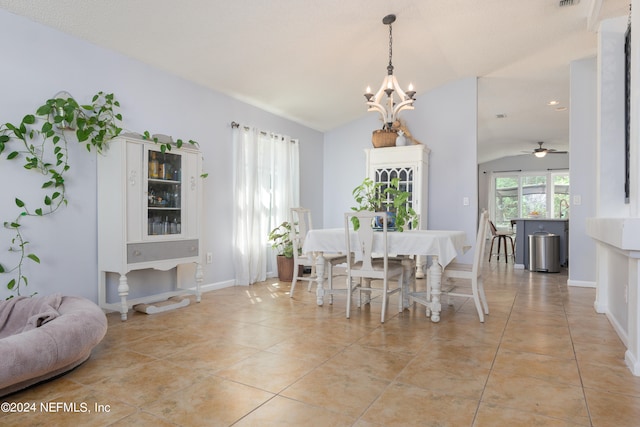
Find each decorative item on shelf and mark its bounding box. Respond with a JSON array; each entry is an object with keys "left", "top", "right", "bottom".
[
  {"left": 267, "top": 221, "right": 302, "bottom": 282},
  {"left": 395, "top": 130, "right": 407, "bottom": 146},
  {"left": 364, "top": 14, "right": 416, "bottom": 135},
  {"left": 372, "top": 128, "right": 398, "bottom": 148},
  {"left": 350, "top": 177, "right": 418, "bottom": 232},
  {"left": 391, "top": 119, "right": 421, "bottom": 145}
]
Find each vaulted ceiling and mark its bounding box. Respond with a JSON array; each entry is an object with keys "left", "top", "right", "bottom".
[{"left": 0, "top": 0, "right": 630, "bottom": 162}]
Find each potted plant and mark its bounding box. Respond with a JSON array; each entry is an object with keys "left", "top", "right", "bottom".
[
  {"left": 350, "top": 177, "right": 418, "bottom": 231},
  {"left": 267, "top": 221, "right": 301, "bottom": 281}
]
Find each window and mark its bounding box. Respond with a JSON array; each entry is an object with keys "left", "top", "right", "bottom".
[{"left": 491, "top": 171, "right": 569, "bottom": 228}]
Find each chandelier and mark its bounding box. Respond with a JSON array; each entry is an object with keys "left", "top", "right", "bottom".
[{"left": 364, "top": 14, "right": 416, "bottom": 129}]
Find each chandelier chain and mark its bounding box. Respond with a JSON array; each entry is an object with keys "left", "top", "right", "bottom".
[{"left": 387, "top": 22, "right": 394, "bottom": 75}]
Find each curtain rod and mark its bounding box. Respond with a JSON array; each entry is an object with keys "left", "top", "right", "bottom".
[
  {"left": 231, "top": 121, "right": 296, "bottom": 142},
  {"left": 231, "top": 121, "right": 267, "bottom": 135},
  {"left": 483, "top": 169, "right": 522, "bottom": 174}
]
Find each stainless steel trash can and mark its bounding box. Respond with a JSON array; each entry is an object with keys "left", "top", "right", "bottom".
[{"left": 528, "top": 232, "right": 560, "bottom": 273}]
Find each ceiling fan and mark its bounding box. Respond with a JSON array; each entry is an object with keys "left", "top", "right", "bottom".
[{"left": 529, "top": 141, "right": 568, "bottom": 158}]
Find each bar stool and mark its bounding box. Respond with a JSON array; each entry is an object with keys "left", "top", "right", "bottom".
[{"left": 488, "top": 220, "right": 515, "bottom": 263}]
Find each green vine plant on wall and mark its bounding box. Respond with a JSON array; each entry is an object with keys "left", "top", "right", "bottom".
[{"left": 0, "top": 91, "right": 203, "bottom": 298}]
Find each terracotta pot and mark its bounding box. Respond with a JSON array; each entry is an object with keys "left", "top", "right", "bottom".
[{"left": 276, "top": 255, "right": 303, "bottom": 282}]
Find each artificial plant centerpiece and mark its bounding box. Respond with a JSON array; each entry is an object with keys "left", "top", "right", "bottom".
[
  {"left": 350, "top": 177, "right": 418, "bottom": 231},
  {"left": 267, "top": 221, "right": 300, "bottom": 281}
]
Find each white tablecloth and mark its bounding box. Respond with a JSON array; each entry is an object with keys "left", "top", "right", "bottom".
[{"left": 302, "top": 228, "right": 468, "bottom": 268}]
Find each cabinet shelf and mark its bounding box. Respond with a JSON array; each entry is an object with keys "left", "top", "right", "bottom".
[{"left": 149, "top": 178, "right": 181, "bottom": 184}]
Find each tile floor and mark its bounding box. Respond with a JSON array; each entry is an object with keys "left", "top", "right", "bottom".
[{"left": 3, "top": 256, "right": 640, "bottom": 426}]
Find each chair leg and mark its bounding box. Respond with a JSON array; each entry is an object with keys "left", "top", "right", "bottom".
[
  {"left": 327, "top": 264, "right": 334, "bottom": 305},
  {"left": 508, "top": 236, "right": 515, "bottom": 260},
  {"left": 346, "top": 276, "right": 352, "bottom": 319},
  {"left": 290, "top": 267, "right": 299, "bottom": 298},
  {"left": 478, "top": 277, "right": 489, "bottom": 315},
  {"left": 398, "top": 275, "right": 404, "bottom": 314},
  {"left": 381, "top": 277, "right": 388, "bottom": 323},
  {"left": 471, "top": 277, "right": 485, "bottom": 323},
  {"left": 489, "top": 237, "right": 496, "bottom": 262}
]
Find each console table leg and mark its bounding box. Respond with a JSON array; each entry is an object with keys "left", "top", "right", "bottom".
[
  {"left": 118, "top": 274, "right": 129, "bottom": 321},
  {"left": 195, "top": 263, "right": 203, "bottom": 302}
]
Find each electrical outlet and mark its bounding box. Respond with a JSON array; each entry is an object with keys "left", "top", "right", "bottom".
[
  {"left": 573, "top": 195, "right": 581, "bottom": 205},
  {"left": 463, "top": 197, "right": 469, "bottom": 206},
  {"left": 206, "top": 252, "right": 213, "bottom": 264}
]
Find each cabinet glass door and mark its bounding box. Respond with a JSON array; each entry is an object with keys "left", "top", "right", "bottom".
[
  {"left": 146, "top": 149, "right": 182, "bottom": 236},
  {"left": 375, "top": 167, "right": 416, "bottom": 229}
]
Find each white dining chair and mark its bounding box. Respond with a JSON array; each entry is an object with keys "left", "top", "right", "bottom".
[
  {"left": 289, "top": 208, "right": 346, "bottom": 302},
  {"left": 344, "top": 211, "right": 404, "bottom": 323},
  {"left": 440, "top": 210, "right": 490, "bottom": 322}
]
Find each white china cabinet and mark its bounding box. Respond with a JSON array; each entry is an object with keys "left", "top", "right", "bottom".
[
  {"left": 365, "top": 144, "right": 430, "bottom": 276},
  {"left": 97, "top": 135, "right": 203, "bottom": 320}
]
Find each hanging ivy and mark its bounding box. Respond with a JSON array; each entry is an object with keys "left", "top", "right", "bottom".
[{"left": 0, "top": 92, "right": 123, "bottom": 297}]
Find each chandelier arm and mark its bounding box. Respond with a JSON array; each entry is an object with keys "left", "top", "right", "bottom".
[
  {"left": 393, "top": 100, "right": 415, "bottom": 117},
  {"left": 367, "top": 102, "right": 392, "bottom": 123}
]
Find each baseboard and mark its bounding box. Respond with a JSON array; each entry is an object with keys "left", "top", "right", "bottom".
[
  {"left": 625, "top": 350, "right": 640, "bottom": 376},
  {"left": 196, "top": 279, "right": 236, "bottom": 292},
  {"left": 567, "top": 279, "right": 596, "bottom": 288},
  {"left": 606, "top": 312, "right": 629, "bottom": 347}
]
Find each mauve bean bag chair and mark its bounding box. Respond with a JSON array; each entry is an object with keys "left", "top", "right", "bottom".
[{"left": 0, "top": 294, "right": 107, "bottom": 397}]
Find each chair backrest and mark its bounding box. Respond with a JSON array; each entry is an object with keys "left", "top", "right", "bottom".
[
  {"left": 344, "top": 211, "right": 390, "bottom": 276},
  {"left": 473, "top": 211, "right": 490, "bottom": 275},
  {"left": 488, "top": 220, "right": 498, "bottom": 237},
  {"left": 290, "top": 207, "right": 312, "bottom": 260}
]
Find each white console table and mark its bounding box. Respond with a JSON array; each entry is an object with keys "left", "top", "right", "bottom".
[{"left": 586, "top": 217, "right": 640, "bottom": 376}]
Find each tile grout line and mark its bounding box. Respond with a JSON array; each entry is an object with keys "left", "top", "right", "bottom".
[
  {"left": 469, "top": 272, "right": 518, "bottom": 427},
  {"left": 562, "top": 280, "right": 594, "bottom": 427}
]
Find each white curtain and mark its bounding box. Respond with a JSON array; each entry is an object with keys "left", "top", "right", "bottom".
[{"left": 232, "top": 125, "right": 299, "bottom": 285}]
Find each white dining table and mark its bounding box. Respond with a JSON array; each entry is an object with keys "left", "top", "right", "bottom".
[{"left": 302, "top": 228, "right": 469, "bottom": 322}]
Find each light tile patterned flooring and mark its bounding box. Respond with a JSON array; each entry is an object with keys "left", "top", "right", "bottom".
[{"left": 3, "top": 257, "right": 640, "bottom": 426}]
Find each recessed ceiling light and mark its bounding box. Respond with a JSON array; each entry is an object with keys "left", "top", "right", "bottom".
[
  {"left": 547, "top": 100, "right": 560, "bottom": 106},
  {"left": 555, "top": 106, "right": 567, "bottom": 112}
]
